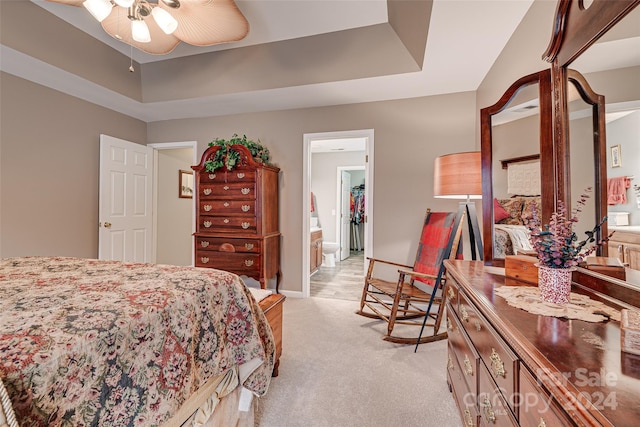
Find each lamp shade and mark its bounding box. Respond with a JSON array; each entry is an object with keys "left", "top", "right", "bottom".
[{"left": 433, "top": 151, "right": 482, "bottom": 199}]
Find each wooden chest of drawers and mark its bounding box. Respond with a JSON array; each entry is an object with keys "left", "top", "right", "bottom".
[{"left": 193, "top": 144, "right": 281, "bottom": 290}]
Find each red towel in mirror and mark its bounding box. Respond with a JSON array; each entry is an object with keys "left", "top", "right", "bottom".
[{"left": 607, "top": 176, "right": 631, "bottom": 205}]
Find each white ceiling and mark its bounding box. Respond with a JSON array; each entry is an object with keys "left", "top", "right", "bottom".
[
  {"left": 6, "top": 1, "right": 538, "bottom": 122},
  {"left": 34, "top": 0, "right": 391, "bottom": 63}
]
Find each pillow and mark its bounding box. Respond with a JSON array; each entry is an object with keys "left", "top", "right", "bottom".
[
  {"left": 496, "top": 198, "right": 525, "bottom": 225},
  {"left": 493, "top": 198, "right": 511, "bottom": 223},
  {"left": 521, "top": 197, "right": 542, "bottom": 224}
]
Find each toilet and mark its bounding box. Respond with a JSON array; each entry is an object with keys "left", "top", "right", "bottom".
[{"left": 322, "top": 242, "right": 340, "bottom": 267}]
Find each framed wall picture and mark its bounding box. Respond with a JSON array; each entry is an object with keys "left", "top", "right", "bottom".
[
  {"left": 179, "top": 170, "right": 194, "bottom": 198},
  {"left": 611, "top": 145, "right": 622, "bottom": 168}
]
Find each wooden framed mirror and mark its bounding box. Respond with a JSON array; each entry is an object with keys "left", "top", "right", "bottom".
[
  {"left": 545, "top": 0, "right": 640, "bottom": 293},
  {"left": 480, "top": 70, "right": 552, "bottom": 266},
  {"left": 481, "top": 0, "right": 639, "bottom": 274}
]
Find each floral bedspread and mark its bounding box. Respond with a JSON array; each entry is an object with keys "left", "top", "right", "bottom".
[{"left": 0, "top": 257, "right": 275, "bottom": 426}]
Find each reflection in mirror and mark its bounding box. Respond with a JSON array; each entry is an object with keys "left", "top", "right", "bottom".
[
  {"left": 491, "top": 84, "right": 540, "bottom": 260},
  {"left": 481, "top": 70, "right": 552, "bottom": 266},
  {"left": 563, "top": 5, "right": 640, "bottom": 284},
  {"left": 567, "top": 77, "right": 598, "bottom": 241}
]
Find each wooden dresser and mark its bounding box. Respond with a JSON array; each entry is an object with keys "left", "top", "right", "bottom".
[
  {"left": 608, "top": 227, "right": 640, "bottom": 271},
  {"left": 258, "top": 293, "right": 285, "bottom": 376},
  {"left": 444, "top": 260, "right": 640, "bottom": 427},
  {"left": 192, "top": 144, "right": 281, "bottom": 290},
  {"left": 310, "top": 228, "right": 323, "bottom": 274}
]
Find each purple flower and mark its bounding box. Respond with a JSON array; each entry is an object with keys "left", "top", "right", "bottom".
[{"left": 525, "top": 188, "right": 613, "bottom": 269}]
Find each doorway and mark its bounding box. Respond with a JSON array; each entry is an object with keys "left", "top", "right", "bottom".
[
  {"left": 302, "top": 130, "right": 374, "bottom": 299},
  {"left": 148, "top": 141, "right": 197, "bottom": 266}
]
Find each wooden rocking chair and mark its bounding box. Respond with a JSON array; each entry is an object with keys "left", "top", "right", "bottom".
[{"left": 355, "top": 210, "right": 463, "bottom": 345}]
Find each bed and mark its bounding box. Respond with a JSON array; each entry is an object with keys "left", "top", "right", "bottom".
[
  {"left": 0, "top": 256, "right": 277, "bottom": 427},
  {"left": 493, "top": 196, "right": 540, "bottom": 258}
]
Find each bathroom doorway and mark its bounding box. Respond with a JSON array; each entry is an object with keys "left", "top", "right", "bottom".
[{"left": 302, "top": 130, "right": 374, "bottom": 300}]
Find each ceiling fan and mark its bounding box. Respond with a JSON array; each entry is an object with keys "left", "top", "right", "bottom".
[{"left": 45, "top": 0, "right": 249, "bottom": 55}]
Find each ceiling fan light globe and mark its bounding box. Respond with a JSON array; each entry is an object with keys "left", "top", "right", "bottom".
[
  {"left": 151, "top": 7, "right": 178, "bottom": 34},
  {"left": 131, "top": 20, "right": 151, "bottom": 43},
  {"left": 83, "top": 0, "right": 112, "bottom": 22},
  {"left": 114, "top": 0, "right": 135, "bottom": 7}
]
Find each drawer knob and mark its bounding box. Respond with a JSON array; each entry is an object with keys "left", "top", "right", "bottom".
[
  {"left": 223, "top": 185, "right": 230, "bottom": 190},
  {"left": 538, "top": 418, "right": 547, "bottom": 427},
  {"left": 241, "top": 222, "right": 250, "bottom": 229},
  {"left": 490, "top": 348, "right": 506, "bottom": 378},
  {"left": 464, "top": 409, "right": 473, "bottom": 426},
  {"left": 224, "top": 202, "right": 230, "bottom": 207},
  {"left": 224, "top": 219, "right": 230, "bottom": 224},
  {"left": 204, "top": 204, "right": 212, "bottom": 212},
  {"left": 474, "top": 320, "right": 482, "bottom": 332},
  {"left": 201, "top": 257, "right": 209, "bottom": 264},
  {"left": 460, "top": 306, "right": 469, "bottom": 322},
  {"left": 203, "top": 188, "right": 212, "bottom": 195},
  {"left": 244, "top": 260, "right": 254, "bottom": 267},
  {"left": 241, "top": 188, "right": 250, "bottom": 195},
  {"left": 463, "top": 354, "right": 473, "bottom": 376},
  {"left": 200, "top": 241, "right": 210, "bottom": 248},
  {"left": 245, "top": 243, "right": 254, "bottom": 250},
  {"left": 203, "top": 221, "right": 212, "bottom": 228},
  {"left": 242, "top": 205, "right": 250, "bottom": 212},
  {"left": 447, "top": 286, "right": 455, "bottom": 301},
  {"left": 208, "top": 174, "right": 216, "bottom": 180},
  {"left": 482, "top": 396, "right": 496, "bottom": 422},
  {"left": 237, "top": 173, "right": 245, "bottom": 178}
]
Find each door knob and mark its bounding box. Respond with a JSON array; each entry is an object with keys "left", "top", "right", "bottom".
[{"left": 104, "top": 222, "right": 112, "bottom": 228}]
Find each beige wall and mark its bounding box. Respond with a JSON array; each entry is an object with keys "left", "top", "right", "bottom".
[
  {"left": 0, "top": 73, "right": 147, "bottom": 257},
  {"left": 147, "top": 92, "right": 478, "bottom": 293},
  {"left": 0, "top": 1, "right": 142, "bottom": 100},
  {"left": 492, "top": 114, "right": 540, "bottom": 199},
  {"left": 156, "top": 148, "right": 194, "bottom": 266}
]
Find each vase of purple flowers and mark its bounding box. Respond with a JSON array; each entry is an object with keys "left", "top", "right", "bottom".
[{"left": 525, "top": 188, "right": 612, "bottom": 305}]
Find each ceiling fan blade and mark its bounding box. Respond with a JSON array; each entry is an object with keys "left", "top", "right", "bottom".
[
  {"left": 101, "top": 6, "right": 181, "bottom": 55},
  {"left": 44, "top": 0, "right": 249, "bottom": 53},
  {"left": 169, "top": 0, "right": 249, "bottom": 46}
]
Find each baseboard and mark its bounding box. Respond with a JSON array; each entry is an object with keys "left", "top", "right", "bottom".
[{"left": 277, "top": 289, "right": 304, "bottom": 298}]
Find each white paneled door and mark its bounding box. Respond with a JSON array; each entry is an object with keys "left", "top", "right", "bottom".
[{"left": 99, "top": 135, "right": 153, "bottom": 262}]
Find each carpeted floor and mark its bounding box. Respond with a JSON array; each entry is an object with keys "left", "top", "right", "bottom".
[{"left": 254, "top": 296, "right": 461, "bottom": 427}]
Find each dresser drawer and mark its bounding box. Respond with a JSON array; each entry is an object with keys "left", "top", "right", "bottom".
[
  {"left": 199, "top": 182, "right": 256, "bottom": 199},
  {"left": 518, "top": 367, "right": 574, "bottom": 427},
  {"left": 447, "top": 308, "right": 479, "bottom": 396},
  {"left": 196, "top": 237, "right": 260, "bottom": 253},
  {"left": 200, "top": 170, "right": 256, "bottom": 183},
  {"left": 200, "top": 200, "right": 256, "bottom": 216},
  {"left": 459, "top": 292, "right": 518, "bottom": 408},
  {"left": 444, "top": 281, "right": 459, "bottom": 311},
  {"left": 448, "top": 342, "right": 479, "bottom": 427},
  {"left": 200, "top": 216, "right": 256, "bottom": 233},
  {"left": 478, "top": 364, "right": 517, "bottom": 427},
  {"left": 195, "top": 252, "right": 260, "bottom": 274}
]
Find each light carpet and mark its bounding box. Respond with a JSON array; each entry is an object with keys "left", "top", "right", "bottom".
[{"left": 254, "top": 296, "right": 461, "bottom": 427}]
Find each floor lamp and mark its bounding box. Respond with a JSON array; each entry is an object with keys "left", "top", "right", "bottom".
[{"left": 433, "top": 151, "right": 484, "bottom": 260}]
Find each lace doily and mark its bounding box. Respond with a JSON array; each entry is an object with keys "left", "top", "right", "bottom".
[{"left": 494, "top": 286, "right": 620, "bottom": 323}]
